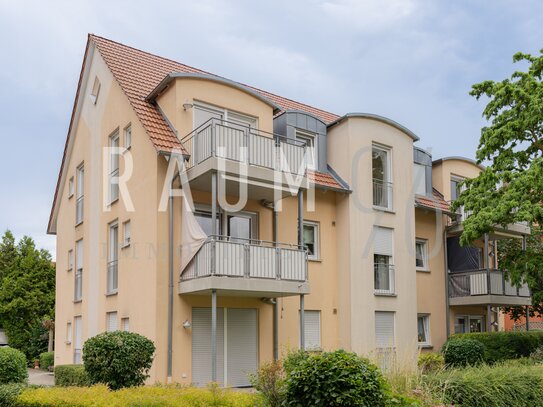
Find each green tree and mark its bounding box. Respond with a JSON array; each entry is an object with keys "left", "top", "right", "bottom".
[
  {"left": 0, "top": 231, "right": 55, "bottom": 361},
  {"left": 455, "top": 50, "right": 543, "bottom": 313}
]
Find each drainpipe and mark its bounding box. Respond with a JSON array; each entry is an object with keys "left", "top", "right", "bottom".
[
  {"left": 298, "top": 190, "right": 305, "bottom": 350},
  {"left": 444, "top": 227, "right": 451, "bottom": 338},
  {"left": 167, "top": 176, "right": 176, "bottom": 383}
]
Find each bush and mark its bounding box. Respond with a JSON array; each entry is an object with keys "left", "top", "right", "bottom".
[
  {"left": 424, "top": 363, "right": 543, "bottom": 407},
  {"left": 417, "top": 352, "right": 444, "bottom": 374},
  {"left": 54, "top": 364, "right": 90, "bottom": 387},
  {"left": 39, "top": 351, "right": 54, "bottom": 370},
  {"left": 531, "top": 346, "right": 543, "bottom": 363},
  {"left": 83, "top": 331, "right": 155, "bottom": 390},
  {"left": 442, "top": 339, "right": 485, "bottom": 367},
  {"left": 449, "top": 331, "right": 543, "bottom": 363},
  {"left": 0, "top": 383, "right": 25, "bottom": 407},
  {"left": 16, "top": 384, "right": 263, "bottom": 406},
  {"left": 284, "top": 349, "right": 387, "bottom": 406},
  {"left": 0, "top": 347, "right": 28, "bottom": 384},
  {"left": 249, "top": 359, "right": 285, "bottom": 407}
]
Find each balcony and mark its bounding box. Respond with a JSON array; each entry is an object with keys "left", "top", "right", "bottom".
[
  {"left": 180, "top": 119, "right": 308, "bottom": 199},
  {"left": 179, "top": 236, "right": 310, "bottom": 297},
  {"left": 448, "top": 269, "right": 531, "bottom": 306}
]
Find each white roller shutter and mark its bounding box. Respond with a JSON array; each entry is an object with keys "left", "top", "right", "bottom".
[
  {"left": 304, "top": 311, "right": 321, "bottom": 350},
  {"left": 106, "top": 312, "right": 117, "bottom": 332},
  {"left": 226, "top": 309, "right": 258, "bottom": 387},
  {"left": 374, "top": 227, "right": 393, "bottom": 256},
  {"left": 74, "top": 316, "right": 82, "bottom": 364},
  {"left": 192, "top": 307, "right": 225, "bottom": 386},
  {"left": 375, "top": 311, "right": 395, "bottom": 348}
]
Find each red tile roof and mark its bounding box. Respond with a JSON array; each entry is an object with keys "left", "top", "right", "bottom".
[
  {"left": 415, "top": 188, "right": 452, "bottom": 213},
  {"left": 307, "top": 170, "right": 349, "bottom": 192}
]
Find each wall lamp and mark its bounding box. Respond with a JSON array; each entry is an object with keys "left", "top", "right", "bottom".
[
  {"left": 182, "top": 319, "right": 191, "bottom": 329},
  {"left": 183, "top": 102, "right": 194, "bottom": 111}
]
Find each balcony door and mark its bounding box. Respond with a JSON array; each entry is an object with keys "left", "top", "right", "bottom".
[
  {"left": 194, "top": 207, "right": 257, "bottom": 241},
  {"left": 372, "top": 145, "right": 391, "bottom": 209}
]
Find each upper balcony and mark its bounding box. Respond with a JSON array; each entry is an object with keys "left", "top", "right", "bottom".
[
  {"left": 180, "top": 119, "right": 308, "bottom": 199},
  {"left": 179, "top": 235, "right": 309, "bottom": 297},
  {"left": 449, "top": 268, "right": 531, "bottom": 306}
]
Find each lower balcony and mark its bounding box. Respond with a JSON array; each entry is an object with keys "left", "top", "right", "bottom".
[
  {"left": 179, "top": 236, "right": 310, "bottom": 297},
  {"left": 449, "top": 269, "right": 531, "bottom": 306}
]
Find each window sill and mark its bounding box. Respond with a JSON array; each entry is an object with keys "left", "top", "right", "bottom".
[
  {"left": 416, "top": 268, "right": 431, "bottom": 273},
  {"left": 418, "top": 344, "right": 433, "bottom": 349},
  {"left": 372, "top": 206, "right": 395, "bottom": 214},
  {"left": 73, "top": 299, "right": 82, "bottom": 304},
  {"left": 308, "top": 257, "right": 321, "bottom": 262},
  {"left": 374, "top": 292, "right": 397, "bottom": 297},
  {"left": 105, "top": 291, "right": 118, "bottom": 297}
]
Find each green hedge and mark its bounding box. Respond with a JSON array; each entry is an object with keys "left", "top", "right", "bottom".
[
  {"left": 442, "top": 339, "right": 485, "bottom": 367},
  {"left": 424, "top": 362, "right": 543, "bottom": 407},
  {"left": 0, "top": 383, "right": 25, "bottom": 407},
  {"left": 0, "top": 347, "right": 28, "bottom": 384},
  {"left": 448, "top": 331, "right": 543, "bottom": 363},
  {"left": 54, "top": 365, "right": 90, "bottom": 387},
  {"left": 39, "top": 352, "right": 54, "bottom": 370},
  {"left": 16, "top": 384, "right": 263, "bottom": 406}
]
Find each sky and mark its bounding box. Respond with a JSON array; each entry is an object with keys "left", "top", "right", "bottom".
[{"left": 1, "top": 0, "right": 542, "bottom": 257}]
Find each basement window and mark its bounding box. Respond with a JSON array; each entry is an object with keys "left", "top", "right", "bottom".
[{"left": 90, "top": 77, "right": 101, "bottom": 104}]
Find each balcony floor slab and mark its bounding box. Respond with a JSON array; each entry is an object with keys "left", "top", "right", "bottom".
[{"left": 449, "top": 295, "right": 531, "bottom": 307}]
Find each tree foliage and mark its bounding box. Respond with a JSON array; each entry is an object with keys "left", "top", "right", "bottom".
[
  {"left": 0, "top": 230, "right": 55, "bottom": 361},
  {"left": 455, "top": 50, "right": 543, "bottom": 309}
]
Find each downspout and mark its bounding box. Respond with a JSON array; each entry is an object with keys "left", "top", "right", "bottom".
[{"left": 444, "top": 225, "right": 451, "bottom": 338}]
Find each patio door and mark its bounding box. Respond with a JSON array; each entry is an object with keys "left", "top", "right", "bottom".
[{"left": 192, "top": 307, "right": 257, "bottom": 387}]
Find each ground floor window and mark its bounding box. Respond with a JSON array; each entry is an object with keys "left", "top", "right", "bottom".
[
  {"left": 455, "top": 315, "right": 484, "bottom": 334},
  {"left": 417, "top": 314, "right": 430, "bottom": 346}
]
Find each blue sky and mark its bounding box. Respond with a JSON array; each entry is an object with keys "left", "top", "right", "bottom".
[{"left": 1, "top": 0, "right": 542, "bottom": 257}]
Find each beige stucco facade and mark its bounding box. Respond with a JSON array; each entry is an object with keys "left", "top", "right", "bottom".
[{"left": 50, "top": 38, "right": 530, "bottom": 385}]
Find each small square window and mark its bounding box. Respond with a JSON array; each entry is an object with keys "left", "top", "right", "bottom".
[
  {"left": 303, "top": 222, "right": 320, "bottom": 260},
  {"left": 417, "top": 315, "right": 430, "bottom": 346},
  {"left": 68, "top": 177, "right": 74, "bottom": 198},
  {"left": 121, "top": 317, "right": 130, "bottom": 332},
  {"left": 296, "top": 130, "right": 317, "bottom": 170},
  {"left": 106, "top": 311, "right": 118, "bottom": 332},
  {"left": 122, "top": 220, "right": 131, "bottom": 248},
  {"left": 124, "top": 125, "right": 132, "bottom": 149},
  {"left": 66, "top": 322, "right": 72, "bottom": 344},
  {"left": 90, "top": 77, "right": 101, "bottom": 104},
  {"left": 415, "top": 239, "right": 428, "bottom": 270}
]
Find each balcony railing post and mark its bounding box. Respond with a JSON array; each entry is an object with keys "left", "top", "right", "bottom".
[
  {"left": 276, "top": 248, "right": 281, "bottom": 280},
  {"left": 486, "top": 269, "right": 491, "bottom": 295},
  {"left": 211, "top": 239, "right": 216, "bottom": 276},
  {"left": 211, "top": 119, "right": 216, "bottom": 157},
  {"left": 246, "top": 128, "right": 250, "bottom": 165},
  {"left": 244, "top": 244, "right": 250, "bottom": 278}
]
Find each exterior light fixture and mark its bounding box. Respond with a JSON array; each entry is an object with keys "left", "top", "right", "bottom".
[
  {"left": 183, "top": 102, "right": 193, "bottom": 111},
  {"left": 182, "top": 320, "right": 191, "bottom": 329}
]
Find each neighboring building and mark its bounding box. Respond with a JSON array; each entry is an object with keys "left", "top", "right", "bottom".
[{"left": 47, "top": 35, "right": 531, "bottom": 385}]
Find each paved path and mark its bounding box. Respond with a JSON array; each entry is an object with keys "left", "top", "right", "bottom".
[{"left": 27, "top": 368, "right": 54, "bottom": 386}]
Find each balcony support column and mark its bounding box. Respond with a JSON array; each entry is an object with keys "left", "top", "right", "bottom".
[
  {"left": 273, "top": 207, "right": 279, "bottom": 361},
  {"left": 486, "top": 304, "right": 492, "bottom": 332},
  {"left": 297, "top": 190, "right": 305, "bottom": 350},
  {"left": 211, "top": 289, "right": 217, "bottom": 382},
  {"left": 300, "top": 294, "right": 305, "bottom": 350},
  {"left": 211, "top": 172, "right": 217, "bottom": 236}
]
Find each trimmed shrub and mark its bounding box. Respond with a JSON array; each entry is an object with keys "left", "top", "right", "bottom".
[
  {"left": 39, "top": 351, "right": 54, "bottom": 370},
  {"left": 16, "top": 384, "right": 263, "bottom": 406},
  {"left": 417, "top": 352, "right": 444, "bottom": 374},
  {"left": 0, "top": 383, "right": 25, "bottom": 407},
  {"left": 284, "top": 349, "right": 387, "bottom": 406},
  {"left": 442, "top": 339, "right": 485, "bottom": 367},
  {"left": 531, "top": 346, "right": 543, "bottom": 363},
  {"left": 54, "top": 364, "right": 90, "bottom": 387},
  {"left": 83, "top": 331, "right": 155, "bottom": 390},
  {"left": 249, "top": 359, "right": 285, "bottom": 407},
  {"left": 0, "top": 347, "right": 28, "bottom": 384},
  {"left": 449, "top": 331, "right": 543, "bottom": 363},
  {"left": 424, "top": 363, "right": 543, "bottom": 407}
]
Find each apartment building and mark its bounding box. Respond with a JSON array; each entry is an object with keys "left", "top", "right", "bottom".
[{"left": 47, "top": 35, "right": 531, "bottom": 385}]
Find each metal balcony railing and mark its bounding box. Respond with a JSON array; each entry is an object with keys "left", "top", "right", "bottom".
[
  {"left": 372, "top": 179, "right": 393, "bottom": 210},
  {"left": 374, "top": 263, "right": 395, "bottom": 295},
  {"left": 180, "top": 118, "right": 307, "bottom": 174},
  {"left": 181, "top": 235, "right": 308, "bottom": 282},
  {"left": 449, "top": 269, "right": 530, "bottom": 298}
]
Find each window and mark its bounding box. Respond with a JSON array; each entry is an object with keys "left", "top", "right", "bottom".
[
  {"left": 455, "top": 315, "right": 485, "bottom": 334},
  {"left": 73, "top": 316, "right": 82, "bottom": 364},
  {"left": 415, "top": 239, "right": 428, "bottom": 271},
  {"left": 417, "top": 315, "right": 430, "bottom": 346},
  {"left": 122, "top": 220, "right": 131, "bottom": 248},
  {"left": 303, "top": 310, "right": 321, "bottom": 350},
  {"left": 66, "top": 322, "right": 72, "bottom": 344},
  {"left": 76, "top": 165, "right": 84, "bottom": 225},
  {"left": 374, "top": 226, "right": 394, "bottom": 294},
  {"left": 413, "top": 163, "right": 426, "bottom": 195},
  {"left": 375, "top": 311, "right": 395, "bottom": 349},
  {"left": 451, "top": 176, "right": 468, "bottom": 220},
  {"left": 121, "top": 317, "right": 130, "bottom": 332},
  {"left": 90, "top": 76, "right": 101, "bottom": 104},
  {"left": 107, "top": 222, "right": 118, "bottom": 294},
  {"left": 109, "top": 131, "right": 120, "bottom": 204},
  {"left": 303, "top": 221, "right": 320, "bottom": 260},
  {"left": 227, "top": 212, "right": 258, "bottom": 242},
  {"left": 67, "top": 249, "right": 74, "bottom": 271},
  {"left": 106, "top": 311, "right": 118, "bottom": 332},
  {"left": 68, "top": 177, "right": 74, "bottom": 198},
  {"left": 194, "top": 210, "right": 220, "bottom": 236},
  {"left": 296, "top": 130, "right": 317, "bottom": 170},
  {"left": 372, "top": 145, "right": 392, "bottom": 209},
  {"left": 124, "top": 124, "right": 132, "bottom": 149},
  {"left": 74, "top": 240, "right": 83, "bottom": 301}
]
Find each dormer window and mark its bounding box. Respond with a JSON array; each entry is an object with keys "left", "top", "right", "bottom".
[
  {"left": 90, "top": 77, "right": 101, "bottom": 104},
  {"left": 296, "top": 130, "right": 317, "bottom": 170}
]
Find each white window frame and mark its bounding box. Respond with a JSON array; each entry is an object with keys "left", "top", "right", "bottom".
[
  {"left": 75, "top": 164, "right": 84, "bottom": 225},
  {"left": 108, "top": 130, "right": 120, "bottom": 205},
  {"left": 193, "top": 101, "right": 259, "bottom": 130},
  {"left": 303, "top": 221, "right": 320, "bottom": 261},
  {"left": 417, "top": 314, "right": 431, "bottom": 346},
  {"left": 372, "top": 144, "right": 393, "bottom": 211},
  {"left": 124, "top": 124, "right": 132, "bottom": 149},
  {"left": 67, "top": 249, "right": 74, "bottom": 271},
  {"left": 106, "top": 311, "right": 118, "bottom": 332},
  {"left": 68, "top": 176, "right": 74, "bottom": 198},
  {"left": 373, "top": 226, "right": 395, "bottom": 295},
  {"left": 296, "top": 130, "right": 318, "bottom": 170},
  {"left": 413, "top": 163, "right": 427, "bottom": 195},
  {"left": 455, "top": 315, "right": 485, "bottom": 334},
  {"left": 415, "top": 238, "right": 429, "bottom": 271},
  {"left": 121, "top": 317, "right": 130, "bottom": 332},
  {"left": 122, "top": 220, "right": 131, "bottom": 248},
  {"left": 302, "top": 310, "right": 321, "bottom": 350},
  {"left": 74, "top": 239, "right": 83, "bottom": 301},
  {"left": 65, "top": 322, "right": 72, "bottom": 345},
  {"left": 107, "top": 221, "right": 119, "bottom": 294},
  {"left": 90, "top": 76, "right": 101, "bottom": 104}
]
